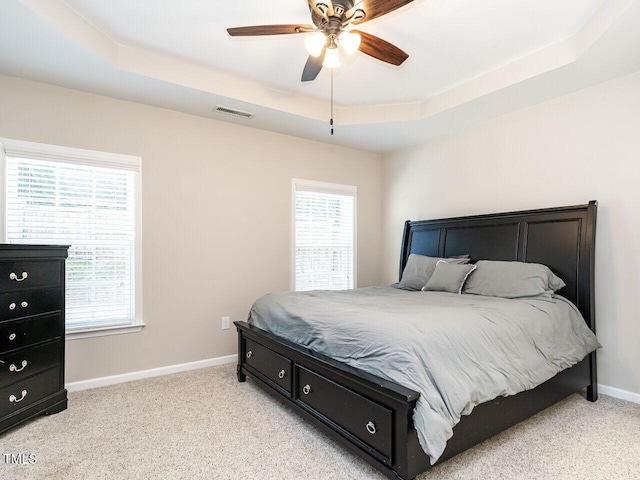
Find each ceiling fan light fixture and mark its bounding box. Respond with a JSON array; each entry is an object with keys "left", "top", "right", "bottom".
[
  {"left": 227, "top": 0, "right": 413, "bottom": 83},
  {"left": 323, "top": 46, "right": 341, "bottom": 68},
  {"left": 305, "top": 31, "right": 327, "bottom": 57},
  {"left": 338, "top": 31, "right": 361, "bottom": 56}
]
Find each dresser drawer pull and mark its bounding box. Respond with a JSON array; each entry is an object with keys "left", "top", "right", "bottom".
[
  {"left": 9, "top": 302, "right": 29, "bottom": 310},
  {"left": 9, "top": 390, "right": 28, "bottom": 403},
  {"left": 8, "top": 333, "right": 17, "bottom": 341},
  {"left": 9, "top": 360, "right": 28, "bottom": 372},
  {"left": 9, "top": 271, "right": 28, "bottom": 282},
  {"left": 302, "top": 384, "right": 311, "bottom": 395},
  {"left": 278, "top": 369, "right": 286, "bottom": 379},
  {"left": 366, "top": 421, "right": 377, "bottom": 435},
  {"left": 246, "top": 350, "right": 253, "bottom": 359}
]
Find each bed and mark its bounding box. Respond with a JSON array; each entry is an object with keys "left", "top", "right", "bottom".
[{"left": 234, "top": 201, "right": 598, "bottom": 480}]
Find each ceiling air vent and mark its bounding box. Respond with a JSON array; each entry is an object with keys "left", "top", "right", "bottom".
[{"left": 214, "top": 105, "right": 255, "bottom": 119}]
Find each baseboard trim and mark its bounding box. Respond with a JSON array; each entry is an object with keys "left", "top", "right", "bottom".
[
  {"left": 66, "top": 354, "right": 237, "bottom": 393},
  {"left": 66, "top": 359, "right": 640, "bottom": 404},
  {"left": 599, "top": 383, "right": 640, "bottom": 404}
]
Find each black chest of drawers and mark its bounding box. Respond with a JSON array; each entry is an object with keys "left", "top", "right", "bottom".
[{"left": 0, "top": 244, "right": 69, "bottom": 435}]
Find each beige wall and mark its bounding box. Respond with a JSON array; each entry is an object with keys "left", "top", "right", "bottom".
[
  {"left": 0, "top": 74, "right": 383, "bottom": 383},
  {"left": 382, "top": 71, "right": 640, "bottom": 396},
  {"left": 3, "top": 69, "right": 639, "bottom": 397}
]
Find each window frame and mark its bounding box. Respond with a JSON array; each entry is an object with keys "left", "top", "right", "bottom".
[
  {"left": 291, "top": 178, "right": 357, "bottom": 292},
  {"left": 0, "top": 137, "right": 144, "bottom": 339}
]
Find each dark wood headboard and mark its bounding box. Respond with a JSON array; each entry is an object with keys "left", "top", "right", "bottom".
[{"left": 399, "top": 201, "right": 597, "bottom": 332}]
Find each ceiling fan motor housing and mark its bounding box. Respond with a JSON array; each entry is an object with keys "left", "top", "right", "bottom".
[{"left": 311, "top": 1, "right": 361, "bottom": 29}]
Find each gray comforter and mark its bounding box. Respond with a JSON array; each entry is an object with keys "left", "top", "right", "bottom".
[{"left": 248, "top": 286, "right": 600, "bottom": 463}]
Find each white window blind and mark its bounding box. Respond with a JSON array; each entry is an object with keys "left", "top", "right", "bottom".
[
  {"left": 1, "top": 139, "right": 141, "bottom": 334},
  {"left": 293, "top": 179, "right": 356, "bottom": 291}
]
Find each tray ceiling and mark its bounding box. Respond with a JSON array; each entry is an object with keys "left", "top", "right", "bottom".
[{"left": 1, "top": 0, "right": 639, "bottom": 152}]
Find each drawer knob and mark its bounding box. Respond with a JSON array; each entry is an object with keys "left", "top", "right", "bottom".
[
  {"left": 9, "top": 390, "right": 28, "bottom": 403},
  {"left": 278, "top": 369, "right": 286, "bottom": 379},
  {"left": 246, "top": 351, "right": 253, "bottom": 359},
  {"left": 21, "top": 301, "right": 29, "bottom": 308},
  {"left": 302, "top": 384, "right": 311, "bottom": 395},
  {"left": 366, "top": 421, "right": 377, "bottom": 435},
  {"left": 9, "top": 360, "right": 28, "bottom": 373},
  {"left": 9, "top": 303, "right": 16, "bottom": 310},
  {"left": 9, "top": 271, "right": 28, "bottom": 282},
  {"left": 8, "top": 333, "right": 17, "bottom": 341}
]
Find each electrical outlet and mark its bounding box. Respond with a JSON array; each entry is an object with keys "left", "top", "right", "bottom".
[{"left": 221, "top": 316, "right": 230, "bottom": 330}]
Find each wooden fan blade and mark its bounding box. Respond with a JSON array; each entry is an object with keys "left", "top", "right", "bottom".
[
  {"left": 354, "top": 30, "right": 408, "bottom": 66},
  {"left": 227, "top": 24, "right": 312, "bottom": 36},
  {"left": 301, "top": 51, "right": 326, "bottom": 82},
  {"left": 347, "top": 0, "right": 415, "bottom": 25}
]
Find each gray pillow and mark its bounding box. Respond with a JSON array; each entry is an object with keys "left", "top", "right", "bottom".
[
  {"left": 464, "top": 260, "right": 566, "bottom": 299},
  {"left": 397, "top": 254, "right": 470, "bottom": 291},
  {"left": 422, "top": 261, "right": 477, "bottom": 294}
]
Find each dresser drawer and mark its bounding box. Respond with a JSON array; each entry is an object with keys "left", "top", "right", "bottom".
[
  {"left": 0, "top": 287, "right": 61, "bottom": 321},
  {"left": 0, "top": 313, "right": 63, "bottom": 352},
  {"left": 0, "top": 341, "right": 63, "bottom": 387},
  {"left": 0, "top": 261, "right": 61, "bottom": 292},
  {"left": 0, "top": 367, "right": 61, "bottom": 416},
  {"left": 244, "top": 338, "right": 292, "bottom": 394},
  {"left": 296, "top": 366, "right": 393, "bottom": 460}
]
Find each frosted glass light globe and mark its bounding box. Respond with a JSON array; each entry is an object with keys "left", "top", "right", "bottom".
[
  {"left": 305, "top": 32, "right": 326, "bottom": 57},
  {"left": 323, "top": 47, "right": 341, "bottom": 68},
  {"left": 339, "top": 31, "right": 361, "bottom": 56}
]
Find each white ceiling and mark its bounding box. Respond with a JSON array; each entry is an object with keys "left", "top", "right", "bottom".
[{"left": 1, "top": 0, "right": 639, "bottom": 153}]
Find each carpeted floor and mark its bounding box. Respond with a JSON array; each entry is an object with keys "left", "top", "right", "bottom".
[{"left": 1, "top": 364, "right": 639, "bottom": 480}]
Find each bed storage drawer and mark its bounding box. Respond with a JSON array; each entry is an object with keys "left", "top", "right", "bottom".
[
  {"left": 296, "top": 365, "right": 393, "bottom": 461},
  {"left": 243, "top": 338, "right": 292, "bottom": 395}
]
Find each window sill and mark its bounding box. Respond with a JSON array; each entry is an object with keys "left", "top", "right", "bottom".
[{"left": 66, "top": 322, "right": 146, "bottom": 340}]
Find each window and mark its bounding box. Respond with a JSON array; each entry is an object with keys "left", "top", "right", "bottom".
[
  {"left": 293, "top": 179, "right": 356, "bottom": 291},
  {"left": 0, "top": 138, "right": 142, "bottom": 338}
]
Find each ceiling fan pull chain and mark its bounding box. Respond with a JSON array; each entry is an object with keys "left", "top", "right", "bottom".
[{"left": 330, "top": 69, "right": 334, "bottom": 136}]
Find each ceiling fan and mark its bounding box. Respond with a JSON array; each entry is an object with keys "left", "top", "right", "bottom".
[{"left": 227, "top": 0, "right": 413, "bottom": 82}]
